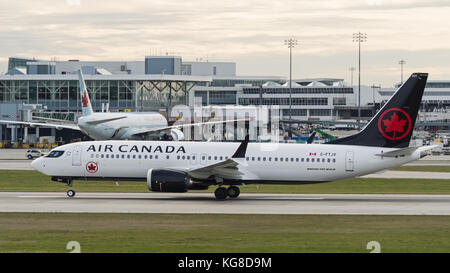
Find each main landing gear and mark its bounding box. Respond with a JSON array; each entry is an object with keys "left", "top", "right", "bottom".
[
  {"left": 66, "top": 180, "right": 76, "bottom": 198},
  {"left": 214, "top": 186, "right": 240, "bottom": 200}
]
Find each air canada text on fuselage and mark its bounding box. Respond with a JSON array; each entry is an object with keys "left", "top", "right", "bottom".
[{"left": 86, "top": 144, "right": 186, "bottom": 154}]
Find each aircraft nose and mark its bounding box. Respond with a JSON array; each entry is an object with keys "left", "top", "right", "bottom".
[{"left": 31, "top": 157, "right": 44, "bottom": 173}]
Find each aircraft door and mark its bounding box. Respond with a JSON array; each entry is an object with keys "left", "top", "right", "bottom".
[
  {"left": 72, "top": 145, "right": 82, "bottom": 166},
  {"left": 345, "top": 151, "right": 354, "bottom": 171}
]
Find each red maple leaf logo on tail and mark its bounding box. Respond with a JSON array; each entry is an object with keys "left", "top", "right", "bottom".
[
  {"left": 383, "top": 112, "right": 407, "bottom": 137},
  {"left": 82, "top": 90, "right": 88, "bottom": 108},
  {"left": 378, "top": 108, "right": 412, "bottom": 141}
]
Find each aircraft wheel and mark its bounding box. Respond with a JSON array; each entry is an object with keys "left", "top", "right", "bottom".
[
  {"left": 214, "top": 187, "right": 228, "bottom": 200},
  {"left": 227, "top": 186, "right": 240, "bottom": 198},
  {"left": 67, "top": 189, "right": 76, "bottom": 198}
]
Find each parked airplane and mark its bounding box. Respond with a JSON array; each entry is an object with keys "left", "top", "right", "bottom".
[
  {"left": 32, "top": 73, "right": 435, "bottom": 199},
  {"left": 0, "top": 70, "right": 241, "bottom": 141}
]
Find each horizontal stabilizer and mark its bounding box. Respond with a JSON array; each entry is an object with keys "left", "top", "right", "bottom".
[
  {"left": 375, "top": 145, "right": 437, "bottom": 158},
  {"left": 375, "top": 147, "right": 417, "bottom": 157}
]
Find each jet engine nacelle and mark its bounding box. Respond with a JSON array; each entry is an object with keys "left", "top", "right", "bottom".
[
  {"left": 147, "top": 169, "right": 208, "bottom": 193},
  {"left": 147, "top": 169, "right": 190, "bottom": 193},
  {"left": 170, "top": 128, "right": 184, "bottom": 141}
]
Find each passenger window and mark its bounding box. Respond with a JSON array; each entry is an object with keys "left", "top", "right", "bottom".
[
  {"left": 274, "top": 158, "right": 278, "bottom": 162},
  {"left": 312, "top": 158, "right": 315, "bottom": 162}
]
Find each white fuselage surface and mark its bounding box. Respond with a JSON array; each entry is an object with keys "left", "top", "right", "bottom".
[{"left": 32, "top": 140, "right": 423, "bottom": 184}]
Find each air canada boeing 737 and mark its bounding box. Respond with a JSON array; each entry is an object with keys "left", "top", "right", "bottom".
[
  {"left": 32, "top": 73, "right": 435, "bottom": 199},
  {"left": 0, "top": 70, "right": 241, "bottom": 141}
]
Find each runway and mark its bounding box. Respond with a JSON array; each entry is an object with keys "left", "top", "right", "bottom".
[{"left": 1, "top": 192, "right": 449, "bottom": 215}]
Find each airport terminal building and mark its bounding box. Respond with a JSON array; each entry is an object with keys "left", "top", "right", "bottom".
[{"left": 1, "top": 55, "right": 450, "bottom": 144}]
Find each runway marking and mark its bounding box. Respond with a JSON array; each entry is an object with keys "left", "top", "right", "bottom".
[{"left": 18, "top": 196, "right": 65, "bottom": 198}]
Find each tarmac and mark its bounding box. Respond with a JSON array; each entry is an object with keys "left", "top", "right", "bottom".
[{"left": 0, "top": 192, "right": 449, "bottom": 215}]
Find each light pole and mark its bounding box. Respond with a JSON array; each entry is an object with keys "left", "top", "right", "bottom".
[
  {"left": 353, "top": 32, "right": 367, "bottom": 130},
  {"left": 371, "top": 84, "right": 381, "bottom": 117},
  {"left": 349, "top": 66, "right": 355, "bottom": 86},
  {"left": 284, "top": 38, "right": 298, "bottom": 135},
  {"left": 399, "top": 60, "right": 406, "bottom": 85}
]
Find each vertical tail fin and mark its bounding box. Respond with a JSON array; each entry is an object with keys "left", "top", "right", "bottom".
[
  {"left": 327, "top": 73, "right": 428, "bottom": 148},
  {"left": 78, "top": 70, "right": 93, "bottom": 116}
]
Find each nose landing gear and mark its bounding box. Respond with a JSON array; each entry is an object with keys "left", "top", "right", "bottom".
[
  {"left": 67, "top": 189, "right": 76, "bottom": 198},
  {"left": 66, "top": 180, "right": 76, "bottom": 198}
]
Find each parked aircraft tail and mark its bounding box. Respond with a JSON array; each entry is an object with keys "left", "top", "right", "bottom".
[
  {"left": 78, "top": 70, "right": 94, "bottom": 116},
  {"left": 327, "top": 73, "right": 428, "bottom": 148}
]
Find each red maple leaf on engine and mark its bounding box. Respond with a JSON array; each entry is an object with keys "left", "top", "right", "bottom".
[
  {"left": 82, "top": 90, "right": 88, "bottom": 107},
  {"left": 382, "top": 112, "right": 406, "bottom": 134}
]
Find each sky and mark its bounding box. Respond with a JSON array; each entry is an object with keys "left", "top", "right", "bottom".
[{"left": 0, "top": 0, "right": 449, "bottom": 86}]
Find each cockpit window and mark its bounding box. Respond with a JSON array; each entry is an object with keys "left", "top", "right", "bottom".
[{"left": 46, "top": 151, "right": 65, "bottom": 158}]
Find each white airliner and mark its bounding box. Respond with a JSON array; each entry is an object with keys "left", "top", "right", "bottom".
[
  {"left": 0, "top": 70, "right": 240, "bottom": 141},
  {"left": 32, "top": 73, "right": 434, "bottom": 199}
]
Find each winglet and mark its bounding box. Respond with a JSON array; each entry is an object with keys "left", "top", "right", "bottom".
[{"left": 232, "top": 135, "right": 249, "bottom": 158}]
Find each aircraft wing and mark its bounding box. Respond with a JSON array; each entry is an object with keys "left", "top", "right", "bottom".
[
  {"left": 0, "top": 120, "right": 81, "bottom": 131},
  {"left": 130, "top": 118, "right": 248, "bottom": 137},
  {"left": 187, "top": 135, "right": 258, "bottom": 180},
  {"left": 167, "top": 135, "right": 257, "bottom": 181},
  {"left": 85, "top": 116, "right": 128, "bottom": 125}
]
